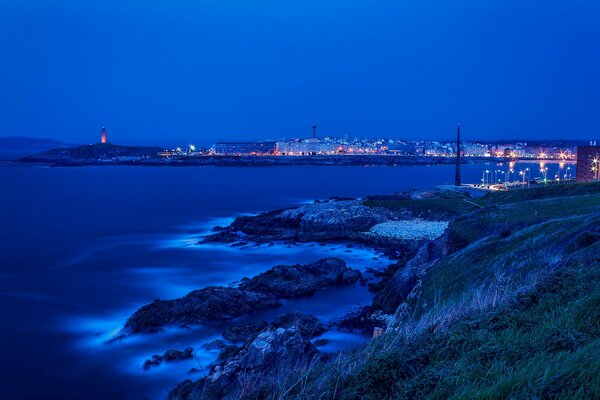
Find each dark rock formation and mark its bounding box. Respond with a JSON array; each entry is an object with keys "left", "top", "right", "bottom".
[
  {"left": 202, "top": 339, "right": 228, "bottom": 351},
  {"left": 143, "top": 347, "right": 194, "bottom": 370},
  {"left": 203, "top": 199, "right": 395, "bottom": 243},
  {"left": 239, "top": 257, "right": 361, "bottom": 298},
  {"left": 143, "top": 355, "right": 164, "bottom": 370},
  {"left": 372, "top": 238, "right": 445, "bottom": 313},
  {"left": 125, "top": 287, "right": 281, "bottom": 333},
  {"left": 223, "top": 312, "right": 325, "bottom": 344},
  {"left": 222, "top": 321, "right": 269, "bottom": 343},
  {"left": 169, "top": 326, "right": 319, "bottom": 400},
  {"left": 164, "top": 347, "right": 194, "bottom": 362},
  {"left": 126, "top": 259, "right": 359, "bottom": 334},
  {"left": 272, "top": 312, "right": 326, "bottom": 338},
  {"left": 336, "top": 306, "right": 384, "bottom": 334}
]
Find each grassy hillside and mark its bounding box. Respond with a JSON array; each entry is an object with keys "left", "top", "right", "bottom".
[
  {"left": 219, "top": 183, "right": 600, "bottom": 399},
  {"left": 330, "top": 264, "right": 600, "bottom": 400}
]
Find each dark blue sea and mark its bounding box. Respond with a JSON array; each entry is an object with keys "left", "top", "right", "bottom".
[{"left": 0, "top": 160, "right": 572, "bottom": 399}]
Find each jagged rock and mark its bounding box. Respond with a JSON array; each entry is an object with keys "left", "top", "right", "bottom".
[
  {"left": 201, "top": 229, "right": 239, "bottom": 243},
  {"left": 336, "top": 306, "right": 382, "bottom": 334},
  {"left": 163, "top": 347, "right": 194, "bottom": 362},
  {"left": 169, "top": 316, "right": 323, "bottom": 399},
  {"left": 125, "top": 259, "right": 359, "bottom": 335},
  {"left": 223, "top": 313, "right": 325, "bottom": 344},
  {"left": 201, "top": 339, "right": 228, "bottom": 351},
  {"left": 239, "top": 258, "right": 361, "bottom": 298},
  {"left": 125, "top": 286, "right": 281, "bottom": 333},
  {"left": 216, "top": 200, "right": 394, "bottom": 242},
  {"left": 216, "top": 345, "right": 241, "bottom": 363},
  {"left": 143, "top": 355, "right": 163, "bottom": 370},
  {"left": 223, "top": 321, "right": 269, "bottom": 342},
  {"left": 272, "top": 312, "right": 326, "bottom": 338},
  {"left": 373, "top": 239, "right": 444, "bottom": 313},
  {"left": 209, "top": 327, "right": 319, "bottom": 386},
  {"left": 143, "top": 348, "right": 194, "bottom": 370}
]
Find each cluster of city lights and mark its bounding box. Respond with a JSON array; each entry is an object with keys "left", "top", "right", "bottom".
[{"left": 480, "top": 162, "right": 574, "bottom": 189}]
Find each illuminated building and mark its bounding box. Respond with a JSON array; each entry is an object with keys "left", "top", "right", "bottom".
[
  {"left": 101, "top": 126, "right": 107, "bottom": 144},
  {"left": 211, "top": 141, "right": 277, "bottom": 155},
  {"left": 576, "top": 143, "right": 600, "bottom": 181}
]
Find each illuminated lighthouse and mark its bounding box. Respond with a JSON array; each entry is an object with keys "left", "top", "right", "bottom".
[{"left": 101, "top": 126, "right": 107, "bottom": 144}]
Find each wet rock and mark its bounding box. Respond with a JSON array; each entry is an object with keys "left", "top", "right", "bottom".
[
  {"left": 223, "top": 313, "right": 325, "bottom": 344},
  {"left": 272, "top": 312, "right": 326, "bottom": 338},
  {"left": 336, "top": 306, "right": 384, "bottom": 335},
  {"left": 188, "top": 368, "right": 202, "bottom": 374},
  {"left": 143, "top": 348, "right": 193, "bottom": 370},
  {"left": 342, "top": 268, "right": 362, "bottom": 283},
  {"left": 239, "top": 258, "right": 361, "bottom": 298},
  {"left": 313, "top": 338, "right": 329, "bottom": 347},
  {"left": 201, "top": 339, "right": 227, "bottom": 351},
  {"left": 209, "top": 327, "right": 319, "bottom": 386},
  {"left": 143, "top": 355, "right": 163, "bottom": 370},
  {"left": 216, "top": 345, "right": 241, "bottom": 363},
  {"left": 125, "top": 286, "right": 281, "bottom": 333},
  {"left": 164, "top": 347, "right": 194, "bottom": 362},
  {"left": 223, "top": 321, "right": 269, "bottom": 343},
  {"left": 373, "top": 239, "right": 444, "bottom": 313},
  {"left": 169, "top": 324, "right": 319, "bottom": 400},
  {"left": 200, "top": 229, "right": 239, "bottom": 243},
  {"left": 206, "top": 200, "right": 395, "bottom": 243}
]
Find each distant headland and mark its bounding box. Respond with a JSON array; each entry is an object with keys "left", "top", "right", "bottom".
[{"left": 12, "top": 125, "right": 586, "bottom": 168}]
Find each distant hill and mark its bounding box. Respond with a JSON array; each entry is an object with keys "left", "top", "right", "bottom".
[
  {"left": 0, "top": 137, "right": 77, "bottom": 150},
  {"left": 20, "top": 142, "right": 164, "bottom": 164}
]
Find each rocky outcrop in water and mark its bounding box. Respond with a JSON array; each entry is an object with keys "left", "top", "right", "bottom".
[
  {"left": 239, "top": 257, "right": 361, "bottom": 298},
  {"left": 202, "top": 199, "right": 397, "bottom": 244},
  {"left": 125, "top": 258, "right": 359, "bottom": 334},
  {"left": 125, "top": 287, "right": 281, "bottom": 334},
  {"left": 170, "top": 320, "right": 321, "bottom": 400},
  {"left": 143, "top": 347, "right": 194, "bottom": 369}
]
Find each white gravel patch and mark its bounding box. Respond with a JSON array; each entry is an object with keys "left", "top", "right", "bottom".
[{"left": 365, "top": 219, "right": 448, "bottom": 240}]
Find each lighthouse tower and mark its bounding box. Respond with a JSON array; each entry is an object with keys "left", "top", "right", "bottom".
[{"left": 101, "top": 126, "right": 107, "bottom": 144}]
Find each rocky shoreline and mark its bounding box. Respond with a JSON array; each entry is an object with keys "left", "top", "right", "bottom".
[
  {"left": 108, "top": 183, "right": 600, "bottom": 400},
  {"left": 117, "top": 190, "right": 463, "bottom": 400}
]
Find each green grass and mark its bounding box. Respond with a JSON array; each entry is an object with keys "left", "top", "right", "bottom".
[
  {"left": 180, "top": 182, "right": 600, "bottom": 400},
  {"left": 480, "top": 180, "right": 600, "bottom": 204},
  {"left": 235, "top": 261, "right": 600, "bottom": 400},
  {"left": 363, "top": 181, "right": 600, "bottom": 222},
  {"left": 334, "top": 264, "right": 600, "bottom": 400},
  {"left": 362, "top": 197, "right": 481, "bottom": 220},
  {"left": 420, "top": 212, "right": 600, "bottom": 310}
]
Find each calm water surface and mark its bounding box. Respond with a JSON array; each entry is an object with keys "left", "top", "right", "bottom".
[{"left": 0, "top": 162, "right": 571, "bottom": 399}]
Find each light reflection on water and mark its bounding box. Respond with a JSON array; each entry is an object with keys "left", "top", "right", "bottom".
[
  {"left": 60, "top": 232, "right": 389, "bottom": 399},
  {"left": 2, "top": 164, "right": 498, "bottom": 399}
]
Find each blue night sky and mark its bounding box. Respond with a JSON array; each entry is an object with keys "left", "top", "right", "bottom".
[{"left": 1, "top": 0, "right": 599, "bottom": 145}]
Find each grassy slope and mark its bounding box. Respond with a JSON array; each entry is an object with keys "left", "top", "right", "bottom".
[
  {"left": 336, "top": 262, "right": 600, "bottom": 400},
  {"left": 236, "top": 183, "right": 600, "bottom": 399}
]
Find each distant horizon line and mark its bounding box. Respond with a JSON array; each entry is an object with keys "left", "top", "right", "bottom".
[{"left": 0, "top": 135, "right": 595, "bottom": 147}]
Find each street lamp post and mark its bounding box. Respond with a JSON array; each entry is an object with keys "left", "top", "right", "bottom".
[{"left": 520, "top": 170, "right": 525, "bottom": 186}]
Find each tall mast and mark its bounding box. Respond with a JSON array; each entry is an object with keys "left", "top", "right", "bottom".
[{"left": 455, "top": 123, "right": 461, "bottom": 186}]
